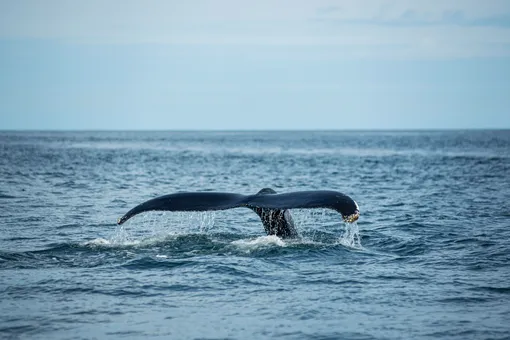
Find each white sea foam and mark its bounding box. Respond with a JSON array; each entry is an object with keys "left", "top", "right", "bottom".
[
  {"left": 82, "top": 237, "right": 142, "bottom": 248},
  {"left": 83, "top": 238, "right": 111, "bottom": 246},
  {"left": 231, "top": 235, "right": 286, "bottom": 252}
]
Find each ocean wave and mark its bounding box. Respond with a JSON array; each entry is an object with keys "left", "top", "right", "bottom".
[{"left": 0, "top": 227, "right": 368, "bottom": 270}]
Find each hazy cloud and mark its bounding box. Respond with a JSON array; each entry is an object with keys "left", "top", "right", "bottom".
[
  {"left": 318, "top": 8, "right": 510, "bottom": 27},
  {"left": 1, "top": 0, "right": 510, "bottom": 58}
]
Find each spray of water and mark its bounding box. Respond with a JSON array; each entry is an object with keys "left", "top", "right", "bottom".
[
  {"left": 88, "top": 211, "right": 218, "bottom": 248},
  {"left": 337, "top": 221, "right": 362, "bottom": 249},
  {"left": 289, "top": 209, "right": 363, "bottom": 248},
  {"left": 90, "top": 209, "right": 362, "bottom": 250}
]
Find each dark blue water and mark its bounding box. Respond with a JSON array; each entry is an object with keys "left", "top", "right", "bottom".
[{"left": 1, "top": 131, "right": 509, "bottom": 339}]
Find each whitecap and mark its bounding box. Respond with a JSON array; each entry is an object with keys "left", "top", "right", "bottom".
[
  {"left": 82, "top": 237, "right": 142, "bottom": 248},
  {"left": 83, "top": 238, "right": 111, "bottom": 246},
  {"left": 231, "top": 235, "right": 286, "bottom": 252}
]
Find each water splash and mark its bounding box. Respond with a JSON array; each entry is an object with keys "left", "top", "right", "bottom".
[
  {"left": 104, "top": 211, "right": 217, "bottom": 246},
  {"left": 90, "top": 209, "right": 362, "bottom": 250},
  {"left": 338, "top": 222, "right": 362, "bottom": 249},
  {"left": 287, "top": 209, "right": 363, "bottom": 248}
]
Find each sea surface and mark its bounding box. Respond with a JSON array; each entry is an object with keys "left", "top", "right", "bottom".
[{"left": 0, "top": 130, "right": 509, "bottom": 340}]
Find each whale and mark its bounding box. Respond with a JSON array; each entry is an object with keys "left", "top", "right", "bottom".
[{"left": 117, "top": 188, "right": 359, "bottom": 238}]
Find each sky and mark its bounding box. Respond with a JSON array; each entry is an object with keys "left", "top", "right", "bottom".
[{"left": 0, "top": 0, "right": 509, "bottom": 130}]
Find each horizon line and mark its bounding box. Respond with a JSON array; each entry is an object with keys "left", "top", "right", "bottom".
[{"left": 1, "top": 128, "right": 509, "bottom": 133}]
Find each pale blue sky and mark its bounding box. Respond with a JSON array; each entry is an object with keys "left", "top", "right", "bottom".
[{"left": 1, "top": 0, "right": 509, "bottom": 130}]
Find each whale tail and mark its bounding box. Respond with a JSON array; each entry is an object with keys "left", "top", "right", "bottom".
[{"left": 116, "top": 188, "right": 359, "bottom": 239}]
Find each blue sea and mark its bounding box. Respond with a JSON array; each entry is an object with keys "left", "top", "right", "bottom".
[{"left": 1, "top": 130, "right": 509, "bottom": 339}]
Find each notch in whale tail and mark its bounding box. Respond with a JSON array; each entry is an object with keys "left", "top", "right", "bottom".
[{"left": 249, "top": 188, "right": 298, "bottom": 238}]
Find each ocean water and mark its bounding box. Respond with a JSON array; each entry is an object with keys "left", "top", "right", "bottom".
[{"left": 1, "top": 130, "right": 509, "bottom": 340}]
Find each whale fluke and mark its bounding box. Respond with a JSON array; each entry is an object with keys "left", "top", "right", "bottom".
[{"left": 117, "top": 188, "right": 359, "bottom": 238}]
